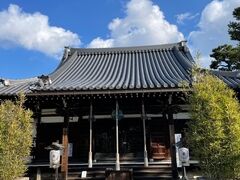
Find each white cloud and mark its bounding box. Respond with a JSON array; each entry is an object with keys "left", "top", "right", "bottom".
[
  {"left": 88, "top": 37, "right": 114, "bottom": 48},
  {"left": 0, "top": 4, "right": 81, "bottom": 57},
  {"left": 176, "top": 12, "right": 199, "bottom": 24},
  {"left": 88, "top": 0, "right": 184, "bottom": 48},
  {"left": 188, "top": 0, "right": 240, "bottom": 68}
]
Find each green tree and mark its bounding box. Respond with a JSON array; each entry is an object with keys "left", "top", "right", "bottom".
[
  {"left": 210, "top": 7, "right": 240, "bottom": 70},
  {"left": 0, "top": 94, "right": 33, "bottom": 180},
  {"left": 186, "top": 71, "right": 240, "bottom": 179},
  {"left": 228, "top": 7, "right": 240, "bottom": 41}
]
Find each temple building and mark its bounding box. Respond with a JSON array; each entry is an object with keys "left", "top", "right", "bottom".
[{"left": 0, "top": 41, "right": 239, "bottom": 179}]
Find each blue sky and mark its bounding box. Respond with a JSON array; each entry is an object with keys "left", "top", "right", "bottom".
[{"left": 0, "top": 0, "right": 239, "bottom": 79}]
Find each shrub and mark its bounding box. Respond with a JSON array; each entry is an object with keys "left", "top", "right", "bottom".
[
  {"left": 186, "top": 71, "right": 240, "bottom": 179},
  {"left": 0, "top": 94, "right": 33, "bottom": 180}
]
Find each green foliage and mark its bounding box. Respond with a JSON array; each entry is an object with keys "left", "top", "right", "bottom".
[
  {"left": 210, "top": 7, "right": 240, "bottom": 70},
  {"left": 186, "top": 71, "right": 240, "bottom": 179},
  {"left": 0, "top": 94, "right": 33, "bottom": 180},
  {"left": 210, "top": 44, "right": 240, "bottom": 70},
  {"left": 229, "top": 7, "right": 240, "bottom": 41}
]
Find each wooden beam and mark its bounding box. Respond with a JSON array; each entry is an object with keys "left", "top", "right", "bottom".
[
  {"left": 61, "top": 100, "right": 69, "bottom": 180},
  {"left": 61, "top": 127, "right": 68, "bottom": 180}
]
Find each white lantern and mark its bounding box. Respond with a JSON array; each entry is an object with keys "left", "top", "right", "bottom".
[
  {"left": 179, "top": 147, "right": 189, "bottom": 164},
  {"left": 50, "top": 150, "right": 61, "bottom": 168}
]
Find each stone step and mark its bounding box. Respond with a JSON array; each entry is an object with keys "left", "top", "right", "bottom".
[
  {"left": 68, "top": 165, "right": 171, "bottom": 170},
  {"left": 68, "top": 178, "right": 104, "bottom": 180},
  {"left": 67, "top": 165, "right": 172, "bottom": 179},
  {"left": 134, "top": 176, "right": 173, "bottom": 180},
  {"left": 28, "top": 163, "right": 173, "bottom": 179}
]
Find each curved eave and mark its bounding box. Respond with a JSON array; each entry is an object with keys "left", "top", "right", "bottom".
[
  {"left": 212, "top": 70, "right": 240, "bottom": 89},
  {"left": 28, "top": 87, "right": 190, "bottom": 96},
  {"left": 37, "top": 43, "right": 193, "bottom": 92},
  {"left": 0, "top": 77, "right": 38, "bottom": 96},
  {"left": 0, "top": 42, "right": 195, "bottom": 96}
]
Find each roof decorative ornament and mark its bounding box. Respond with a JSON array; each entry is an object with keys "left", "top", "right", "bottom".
[
  {"left": 0, "top": 79, "right": 10, "bottom": 87},
  {"left": 178, "top": 40, "right": 188, "bottom": 52},
  {"left": 63, "top": 46, "right": 71, "bottom": 60},
  {"left": 29, "top": 75, "right": 52, "bottom": 90},
  {"left": 179, "top": 40, "right": 187, "bottom": 47},
  {"left": 38, "top": 75, "right": 52, "bottom": 86}
]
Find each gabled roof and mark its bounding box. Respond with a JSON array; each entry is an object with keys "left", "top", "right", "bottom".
[
  {"left": 0, "top": 41, "right": 239, "bottom": 96},
  {"left": 0, "top": 41, "right": 195, "bottom": 96},
  {"left": 34, "top": 42, "right": 194, "bottom": 92}
]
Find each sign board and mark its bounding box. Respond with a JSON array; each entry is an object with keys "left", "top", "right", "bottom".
[
  {"left": 50, "top": 150, "right": 60, "bottom": 168},
  {"left": 59, "top": 143, "right": 73, "bottom": 157},
  {"left": 111, "top": 110, "right": 124, "bottom": 120},
  {"left": 68, "top": 143, "right": 73, "bottom": 157},
  {"left": 81, "top": 171, "right": 87, "bottom": 178},
  {"left": 179, "top": 147, "right": 190, "bottom": 166}
]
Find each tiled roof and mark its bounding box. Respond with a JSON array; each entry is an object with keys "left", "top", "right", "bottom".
[
  {"left": 0, "top": 42, "right": 239, "bottom": 96},
  {"left": 35, "top": 42, "right": 194, "bottom": 92},
  {"left": 0, "top": 77, "right": 38, "bottom": 96},
  {"left": 212, "top": 70, "right": 240, "bottom": 89}
]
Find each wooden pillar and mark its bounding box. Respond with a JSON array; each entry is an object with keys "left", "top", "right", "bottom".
[
  {"left": 88, "top": 101, "right": 93, "bottom": 168},
  {"left": 61, "top": 109, "right": 69, "bottom": 180},
  {"left": 115, "top": 100, "right": 120, "bottom": 170},
  {"left": 168, "top": 95, "right": 179, "bottom": 179},
  {"left": 141, "top": 100, "right": 148, "bottom": 167}
]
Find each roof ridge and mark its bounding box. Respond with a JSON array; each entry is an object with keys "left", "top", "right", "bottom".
[
  {"left": 70, "top": 41, "right": 187, "bottom": 55},
  {"left": 0, "top": 77, "right": 38, "bottom": 82},
  {"left": 0, "top": 77, "right": 38, "bottom": 87}
]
